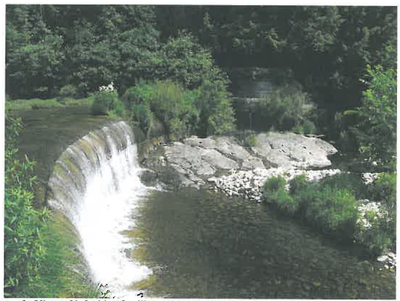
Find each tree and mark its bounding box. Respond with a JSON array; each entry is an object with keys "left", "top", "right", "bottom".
[
  {"left": 139, "top": 33, "right": 229, "bottom": 90},
  {"left": 352, "top": 65, "right": 396, "bottom": 171}
]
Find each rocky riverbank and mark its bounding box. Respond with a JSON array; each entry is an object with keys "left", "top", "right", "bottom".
[
  {"left": 142, "top": 132, "right": 338, "bottom": 188},
  {"left": 141, "top": 131, "right": 396, "bottom": 268}
]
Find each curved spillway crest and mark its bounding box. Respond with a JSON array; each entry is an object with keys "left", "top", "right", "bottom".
[{"left": 47, "top": 121, "right": 151, "bottom": 297}]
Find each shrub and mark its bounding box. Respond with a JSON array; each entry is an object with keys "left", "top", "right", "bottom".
[
  {"left": 258, "top": 83, "right": 315, "bottom": 132},
  {"left": 298, "top": 186, "right": 359, "bottom": 236},
  {"left": 263, "top": 176, "right": 299, "bottom": 215},
  {"left": 150, "top": 80, "right": 199, "bottom": 139},
  {"left": 196, "top": 80, "right": 235, "bottom": 137},
  {"left": 274, "top": 190, "right": 299, "bottom": 215},
  {"left": 263, "top": 176, "right": 287, "bottom": 197},
  {"left": 293, "top": 119, "right": 316, "bottom": 135},
  {"left": 264, "top": 172, "right": 394, "bottom": 255},
  {"left": 289, "top": 174, "right": 308, "bottom": 195},
  {"left": 4, "top": 116, "right": 49, "bottom": 296},
  {"left": 244, "top": 131, "right": 257, "bottom": 147},
  {"left": 352, "top": 65, "right": 397, "bottom": 171},
  {"left": 121, "top": 79, "right": 235, "bottom": 140},
  {"left": 369, "top": 173, "right": 396, "bottom": 210},
  {"left": 355, "top": 206, "right": 395, "bottom": 255},
  {"left": 109, "top": 100, "right": 126, "bottom": 117},
  {"left": 122, "top": 82, "right": 154, "bottom": 112},
  {"left": 319, "top": 173, "right": 367, "bottom": 199},
  {"left": 59, "top": 84, "right": 78, "bottom": 100},
  {"left": 91, "top": 91, "right": 118, "bottom": 115},
  {"left": 132, "top": 102, "right": 153, "bottom": 135}
]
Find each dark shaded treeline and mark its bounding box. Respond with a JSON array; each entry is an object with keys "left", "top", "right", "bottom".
[
  {"left": 156, "top": 6, "right": 396, "bottom": 110},
  {"left": 6, "top": 5, "right": 397, "bottom": 114}
]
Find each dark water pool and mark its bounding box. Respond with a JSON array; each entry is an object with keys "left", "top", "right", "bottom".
[{"left": 126, "top": 188, "right": 395, "bottom": 299}]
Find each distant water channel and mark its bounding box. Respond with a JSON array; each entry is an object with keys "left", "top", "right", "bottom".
[{"left": 127, "top": 188, "right": 395, "bottom": 299}]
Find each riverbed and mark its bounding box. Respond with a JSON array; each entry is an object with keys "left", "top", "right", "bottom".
[{"left": 126, "top": 187, "right": 395, "bottom": 299}]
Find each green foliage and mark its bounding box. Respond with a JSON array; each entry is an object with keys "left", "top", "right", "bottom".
[
  {"left": 59, "top": 84, "right": 78, "bottom": 100},
  {"left": 293, "top": 120, "right": 316, "bottom": 135},
  {"left": 242, "top": 131, "right": 257, "bottom": 147},
  {"left": 288, "top": 174, "right": 308, "bottom": 195},
  {"left": 63, "top": 96, "right": 95, "bottom": 107},
  {"left": 274, "top": 190, "right": 299, "bottom": 215},
  {"left": 369, "top": 173, "right": 396, "bottom": 210},
  {"left": 263, "top": 176, "right": 286, "bottom": 196},
  {"left": 258, "top": 84, "right": 315, "bottom": 132},
  {"left": 132, "top": 103, "right": 153, "bottom": 135},
  {"left": 264, "top": 172, "right": 395, "bottom": 254},
  {"left": 142, "top": 33, "right": 229, "bottom": 90},
  {"left": 264, "top": 175, "right": 359, "bottom": 231},
  {"left": 5, "top": 98, "right": 63, "bottom": 111},
  {"left": 355, "top": 210, "right": 394, "bottom": 255},
  {"left": 149, "top": 81, "right": 199, "bottom": 140},
  {"left": 25, "top": 211, "right": 101, "bottom": 298},
  {"left": 297, "top": 186, "right": 359, "bottom": 236},
  {"left": 263, "top": 177, "right": 298, "bottom": 215},
  {"left": 156, "top": 6, "right": 396, "bottom": 140},
  {"left": 121, "top": 80, "right": 235, "bottom": 140},
  {"left": 353, "top": 65, "right": 397, "bottom": 171},
  {"left": 319, "top": 173, "right": 367, "bottom": 200},
  {"left": 4, "top": 116, "right": 49, "bottom": 297},
  {"left": 7, "top": 29, "right": 65, "bottom": 98},
  {"left": 109, "top": 100, "right": 127, "bottom": 117},
  {"left": 91, "top": 91, "right": 119, "bottom": 115},
  {"left": 196, "top": 80, "right": 235, "bottom": 136}
]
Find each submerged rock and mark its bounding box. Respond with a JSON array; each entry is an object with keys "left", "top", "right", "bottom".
[{"left": 139, "top": 170, "right": 159, "bottom": 187}]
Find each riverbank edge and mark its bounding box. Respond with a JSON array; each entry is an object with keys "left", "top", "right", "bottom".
[{"left": 139, "top": 134, "right": 396, "bottom": 271}]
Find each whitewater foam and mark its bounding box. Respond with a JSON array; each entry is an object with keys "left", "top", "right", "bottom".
[{"left": 48, "top": 121, "right": 151, "bottom": 298}]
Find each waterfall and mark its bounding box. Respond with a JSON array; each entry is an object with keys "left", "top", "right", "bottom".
[{"left": 47, "top": 121, "right": 151, "bottom": 298}]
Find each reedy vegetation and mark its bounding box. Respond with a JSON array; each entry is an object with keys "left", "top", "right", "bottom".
[
  {"left": 4, "top": 117, "right": 101, "bottom": 298},
  {"left": 263, "top": 172, "right": 396, "bottom": 255}
]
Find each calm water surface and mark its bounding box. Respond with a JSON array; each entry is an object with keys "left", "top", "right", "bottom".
[{"left": 126, "top": 188, "right": 395, "bottom": 299}]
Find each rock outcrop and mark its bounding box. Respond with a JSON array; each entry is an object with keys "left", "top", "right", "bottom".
[
  {"left": 143, "top": 131, "right": 337, "bottom": 189},
  {"left": 251, "top": 132, "right": 337, "bottom": 169}
]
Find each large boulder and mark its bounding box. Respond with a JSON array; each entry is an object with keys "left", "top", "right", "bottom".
[
  {"left": 164, "top": 141, "right": 239, "bottom": 176},
  {"left": 251, "top": 132, "right": 337, "bottom": 169}
]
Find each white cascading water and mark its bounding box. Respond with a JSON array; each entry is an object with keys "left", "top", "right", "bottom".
[{"left": 47, "top": 121, "right": 151, "bottom": 298}]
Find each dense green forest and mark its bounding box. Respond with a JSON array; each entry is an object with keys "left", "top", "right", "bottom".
[
  {"left": 7, "top": 5, "right": 396, "bottom": 105},
  {"left": 6, "top": 5, "right": 397, "bottom": 155},
  {"left": 6, "top": 5, "right": 397, "bottom": 164}
]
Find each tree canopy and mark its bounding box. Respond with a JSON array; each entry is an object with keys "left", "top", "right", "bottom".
[{"left": 6, "top": 5, "right": 397, "bottom": 130}]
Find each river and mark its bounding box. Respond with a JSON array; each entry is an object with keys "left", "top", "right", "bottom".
[
  {"left": 125, "top": 188, "right": 395, "bottom": 299},
  {"left": 17, "top": 113, "right": 394, "bottom": 299}
]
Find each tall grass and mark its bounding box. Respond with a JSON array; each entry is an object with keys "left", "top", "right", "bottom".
[
  {"left": 6, "top": 98, "right": 63, "bottom": 110},
  {"left": 5, "top": 116, "right": 100, "bottom": 298},
  {"left": 24, "top": 211, "right": 101, "bottom": 298},
  {"left": 262, "top": 173, "right": 396, "bottom": 254},
  {"left": 5, "top": 96, "right": 95, "bottom": 111}
]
